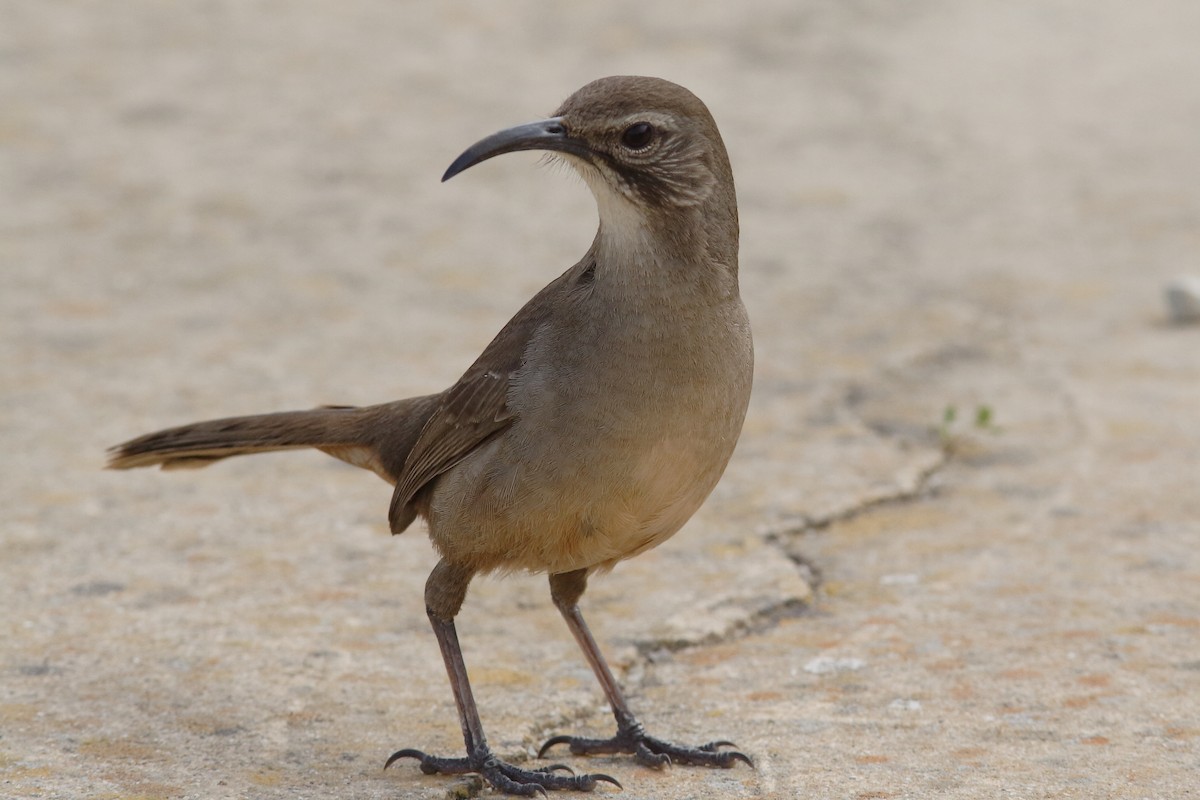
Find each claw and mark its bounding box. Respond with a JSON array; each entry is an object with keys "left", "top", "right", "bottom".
[
  {"left": 700, "top": 740, "right": 738, "bottom": 751},
  {"left": 593, "top": 773, "right": 623, "bottom": 791},
  {"left": 537, "top": 763, "right": 575, "bottom": 776},
  {"left": 725, "top": 750, "right": 754, "bottom": 768},
  {"left": 634, "top": 740, "right": 671, "bottom": 770},
  {"left": 538, "top": 734, "right": 575, "bottom": 758},
  {"left": 383, "top": 748, "right": 426, "bottom": 770}
]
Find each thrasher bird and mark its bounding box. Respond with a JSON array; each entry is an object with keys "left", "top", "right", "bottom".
[{"left": 109, "top": 75, "right": 754, "bottom": 795}]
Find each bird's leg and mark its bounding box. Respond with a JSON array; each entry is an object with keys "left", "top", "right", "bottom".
[
  {"left": 386, "top": 560, "right": 620, "bottom": 795},
  {"left": 539, "top": 569, "right": 752, "bottom": 770}
]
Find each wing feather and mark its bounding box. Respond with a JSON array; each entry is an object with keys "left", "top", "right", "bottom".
[{"left": 387, "top": 260, "right": 586, "bottom": 532}]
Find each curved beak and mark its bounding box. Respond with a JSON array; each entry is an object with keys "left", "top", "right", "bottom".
[{"left": 442, "top": 117, "right": 591, "bottom": 182}]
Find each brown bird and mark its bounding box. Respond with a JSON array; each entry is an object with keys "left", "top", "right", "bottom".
[{"left": 108, "top": 75, "right": 754, "bottom": 796}]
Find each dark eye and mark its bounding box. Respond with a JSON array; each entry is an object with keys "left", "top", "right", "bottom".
[{"left": 621, "top": 122, "right": 655, "bottom": 150}]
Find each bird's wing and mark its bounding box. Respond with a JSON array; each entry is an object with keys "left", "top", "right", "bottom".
[{"left": 388, "top": 266, "right": 575, "bottom": 532}]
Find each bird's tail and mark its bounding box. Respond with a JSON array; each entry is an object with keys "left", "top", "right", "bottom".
[{"left": 106, "top": 396, "right": 439, "bottom": 484}]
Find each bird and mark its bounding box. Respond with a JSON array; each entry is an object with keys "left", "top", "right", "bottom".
[{"left": 108, "top": 75, "right": 754, "bottom": 796}]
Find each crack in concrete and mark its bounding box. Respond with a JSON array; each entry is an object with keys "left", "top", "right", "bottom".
[
  {"left": 772, "top": 445, "right": 949, "bottom": 541},
  {"left": 633, "top": 595, "right": 813, "bottom": 661}
]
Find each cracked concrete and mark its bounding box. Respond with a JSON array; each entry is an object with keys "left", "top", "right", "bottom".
[{"left": 3, "top": 2, "right": 1198, "bottom": 798}]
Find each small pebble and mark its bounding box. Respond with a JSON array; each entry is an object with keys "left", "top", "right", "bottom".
[
  {"left": 1164, "top": 276, "right": 1200, "bottom": 324},
  {"left": 804, "top": 656, "right": 866, "bottom": 674},
  {"left": 889, "top": 698, "right": 922, "bottom": 712},
  {"left": 880, "top": 573, "right": 919, "bottom": 586}
]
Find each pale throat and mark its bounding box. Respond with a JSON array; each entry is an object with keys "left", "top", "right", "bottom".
[
  {"left": 578, "top": 165, "right": 736, "bottom": 307},
  {"left": 587, "top": 174, "right": 655, "bottom": 257}
]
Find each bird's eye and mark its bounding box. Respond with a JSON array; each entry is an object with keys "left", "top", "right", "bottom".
[{"left": 621, "top": 122, "right": 655, "bottom": 151}]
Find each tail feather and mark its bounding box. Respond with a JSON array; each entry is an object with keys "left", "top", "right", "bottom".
[
  {"left": 107, "top": 409, "right": 351, "bottom": 469},
  {"left": 107, "top": 396, "right": 440, "bottom": 485}
]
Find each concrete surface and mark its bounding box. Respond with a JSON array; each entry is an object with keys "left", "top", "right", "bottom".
[{"left": 3, "top": 2, "right": 1198, "bottom": 798}]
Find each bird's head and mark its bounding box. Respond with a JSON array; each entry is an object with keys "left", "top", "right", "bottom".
[{"left": 443, "top": 76, "right": 736, "bottom": 247}]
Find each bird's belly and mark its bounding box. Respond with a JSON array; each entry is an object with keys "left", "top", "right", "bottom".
[
  {"left": 427, "top": 422, "right": 734, "bottom": 575},
  {"left": 573, "top": 434, "right": 724, "bottom": 570}
]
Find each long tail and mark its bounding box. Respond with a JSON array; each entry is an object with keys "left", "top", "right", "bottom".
[{"left": 106, "top": 395, "right": 440, "bottom": 484}]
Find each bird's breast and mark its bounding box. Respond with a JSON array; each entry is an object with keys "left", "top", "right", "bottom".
[{"left": 427, "top": 290, "right": 752, "bottom": 574}]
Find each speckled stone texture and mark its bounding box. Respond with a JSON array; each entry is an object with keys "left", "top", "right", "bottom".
[{"left": 3, "top": 2, "right": 1197, "bottom": 798}]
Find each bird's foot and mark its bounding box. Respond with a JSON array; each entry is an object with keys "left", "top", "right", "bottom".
[
  {"left": 538, "top": 720, "right": 752, "bottom": 769},
  {"left": 385, "top": 747, "right": 621, "bottom": 796}
]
